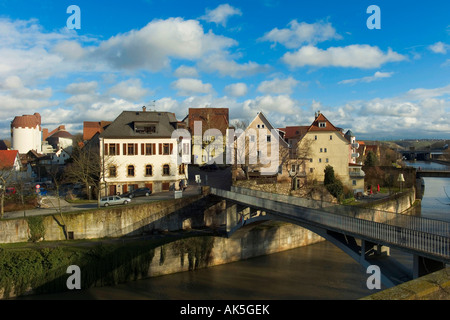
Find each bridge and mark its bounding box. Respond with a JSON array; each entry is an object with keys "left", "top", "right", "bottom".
[
  {"left": 211, "top": 187, "right": 450, "bottom": 288},
  {"left": 399, "top": 149, "right": 445, "bottom": 161},
  {"left": 416, "top": 169, "right": 450, "bottom": 178}
]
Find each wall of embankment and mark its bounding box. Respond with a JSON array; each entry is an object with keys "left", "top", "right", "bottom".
[{"left": 0, "top": 187, "right": 419, "bottom": 299}]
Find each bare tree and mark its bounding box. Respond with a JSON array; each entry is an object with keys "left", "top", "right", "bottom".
[{"left": 279, "top": 137, "right": 313, "bottom": 191}]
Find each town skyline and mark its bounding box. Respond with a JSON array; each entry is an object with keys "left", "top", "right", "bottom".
[{"left": 0, "top": 0, "right": 449, "bottom": 141}]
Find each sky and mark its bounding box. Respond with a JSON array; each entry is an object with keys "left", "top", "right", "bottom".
[{"left": 0, "top": 0, "right": 449, "bottom": 140}]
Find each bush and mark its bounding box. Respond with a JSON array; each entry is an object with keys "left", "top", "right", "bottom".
[{"left": 325, "top": 180, "right": 344, "bottom": 200}]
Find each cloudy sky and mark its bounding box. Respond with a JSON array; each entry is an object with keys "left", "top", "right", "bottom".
[{"left": 0, "top": 0, "right": 449, "bottom": 140}]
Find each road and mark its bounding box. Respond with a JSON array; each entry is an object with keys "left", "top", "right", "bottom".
[{"left": 2, "top": 185, "right": 202, "bottom": 220}]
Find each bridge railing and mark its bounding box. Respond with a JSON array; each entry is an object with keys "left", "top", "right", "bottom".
[
  {"left": 212, "top": 187, "right": 450, "bottom": 262},
  {"left": 227, "top": 186, "right": 450, "bottom": 237}
]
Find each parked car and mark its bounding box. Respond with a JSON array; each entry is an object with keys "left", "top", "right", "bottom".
[
  {"left": 5, "top": 187, "right": 16, "bottom": 196},
  {"left": 100, "top": 195, "right": 131, "bottom": 207},
  {"left": 122, "top": 187, "right": 152, "bottom": 198}
]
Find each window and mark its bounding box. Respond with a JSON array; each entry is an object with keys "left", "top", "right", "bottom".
[
  {"left": 319, "top": 158, "right": 322, "bottom": 163},
  {"left": 127, "top": 143, "right": 136, "bottom": 155},
  {"left": 326, "top": 158, "right": 329, "bottom": 163},
  {"left": 183, "top": 143, "right": 190, "bottom": 155},
  {"left": 330, "top": 135, "right": 333, "bottom": 140},
  {"left": 314, "top": 135, "right": 317, "bottom": 140},
  {"left": 109, "top": 144, "right": 116, "bottom": 155},
  {"left": 257, "top": 124, "right": 260, "bottom": 128},
  {"left": 163, "top": 164, "right": 170, "bottom": 176},
  {"left": 310, "top": 158, "right": 313, "bottom": 163},
  {"left": 145, "top": 165, "right": 153, "bottom": 176},
  {"left": 310, "top": 168, "right": 314, "bottom": 173},
  {"left": 127, "top": 165, "right": 135, "bottom": 177},
  {"left": 353, "top": 180, "right": 357, "bottom": 186},
  {"left": 109, "top": 166, "right": 117, "bottom": 177},
  {"left": 135, "top": 125, "right": 156, "bottom": 134},
  {"left": 320, "top": 148, "right": 323, "bottom": 153},
  {"left": 145, "top": 143, "right": 156, "bottom": 155},
  {"left": 267, "top": 135, "right": 271, "bottom": 142},
  {"left": 179, "top": 164, "right": 185, "bottom": 175},
  {"left": 319, "top": 122, "right": 326, "bottom": 128},
  {"left": 160, "top": 143, "right": 173, "bottom": 155},
  {"left": 324, "top": 148, "right": 327, "bottom": 153},
  {"left": 291, "top": 164, "right": 296, "bottom": 172},
  {"left": 262, "top": 124, "right": 265, "bottom": 128}
]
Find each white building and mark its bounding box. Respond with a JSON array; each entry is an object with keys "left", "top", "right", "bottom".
[
  {"left": 99, "top": 108, "right": 191, "bottom": 196},
  {"left": 11, "top": 113, "right": 42, "bottom": 154}
]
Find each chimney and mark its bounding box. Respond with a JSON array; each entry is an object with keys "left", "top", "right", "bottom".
[{"left": 142, "top": 106, "right": 146, "bottom": 112}]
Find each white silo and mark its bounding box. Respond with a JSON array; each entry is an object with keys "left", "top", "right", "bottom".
[{"left": 11, "top": 113, "right": 42, "bottom": 154}]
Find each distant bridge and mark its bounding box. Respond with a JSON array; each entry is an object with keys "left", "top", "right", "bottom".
[
  {"left": 399, "top": 149, "right": 444, "bottom": 161},
  {"left": 416, "top": 169, "right": 450, "bottom": 178},
  {"left": 211, "top": 187, "right": 450, "bottom": 288}
]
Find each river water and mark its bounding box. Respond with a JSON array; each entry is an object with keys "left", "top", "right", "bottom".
[{"left": 26, "top": 162, "right": 450, "bottom": 300}]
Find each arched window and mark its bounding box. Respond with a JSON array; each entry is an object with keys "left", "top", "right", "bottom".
[
  {"left": 145, "top": 165, "right": 153, "bottom": 176},
  {"left": 109, "top": 165, "right": 117, "bottom": 177},
  {"left": 127, "top": 165, "right": 135, "bottom": 177},
  {"left": 163, "top": 164, "right": 170, "bottom": 176}
]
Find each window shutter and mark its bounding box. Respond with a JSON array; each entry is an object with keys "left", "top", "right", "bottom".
[
  {"left": 104, "top": 143, "right": 108, "bottom": 156},
  {"left": 169, "top": 143, "right": 173, "bottom": 154},
  {"left": 123, "top": 143, "right": 127, "bottom": 155},
  {"left": 159, "top": 143, "right": 162, "bottom": 155},
  {"left": 153, "top": 143, "right": 156, "bottom": 155},
  {"left": 116, "top": 144, "right": 120, "bottom": 155},
  {"left": 135, "top": 144, "right": 138, "bottom": 155},
  {"left": 141, "top": 143, "right": 144, "bottom": 155}
]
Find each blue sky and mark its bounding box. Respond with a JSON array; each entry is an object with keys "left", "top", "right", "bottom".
[{"left": 0, "top": 0, "right": 449, "bottom": 140}]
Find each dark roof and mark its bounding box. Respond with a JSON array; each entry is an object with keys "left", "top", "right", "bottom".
[
  {"left": 99, "top": 111, "right": 179, "bottom": 139},
  {"left": 187, "top": 108, "right": 229, "bottom": 136},
  {"left": 278, "top": 126, "right": 309, "bottom": 139}
]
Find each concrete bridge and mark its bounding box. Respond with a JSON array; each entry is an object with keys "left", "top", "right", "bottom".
[
  {"left": 416, "top": 169, "right": 450, "bottom": 178},
  {"left": 211, "top": 187, "right": 450, "bottom": 288}
]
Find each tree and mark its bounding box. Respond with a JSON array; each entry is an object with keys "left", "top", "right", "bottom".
[
  {"left": 279, "top": 138, "right": 312, "bottom": 191},
  {"left": 364, "top": 150, "right": 378, "bottom": 167},
  {"left": 323, "top": 165, "right": 344, "bottom": 200}
]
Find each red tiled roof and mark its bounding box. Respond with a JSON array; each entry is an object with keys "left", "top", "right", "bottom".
[
  {"left": 278, "top": 126, "right": 309, "bottom": 139},
  {"left": 188, "top": 108, "right": 229, "bottom": 135},
  {"left": 83, "top": 121, "right": 112, "bottom": 141},
  {"left": 307, "top": 113, "right": 341, "bottom": 132},
  {"left": 11, "top": 113, "right": 41, "bottom": 129},
  {"left": 0, "top": 150, "right": 19, "bottom": 169}
]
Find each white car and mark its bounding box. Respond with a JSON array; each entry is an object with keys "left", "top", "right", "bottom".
[{"left": 100, "top": 195, "right": 131, "bottom": 207}]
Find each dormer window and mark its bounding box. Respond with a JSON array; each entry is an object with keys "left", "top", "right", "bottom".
[
  {"left": 319, "top": 122, "right": 326, "bottom": 128},
  {"left": 134, "top": 121, "right": 157, "bottom": 134}
]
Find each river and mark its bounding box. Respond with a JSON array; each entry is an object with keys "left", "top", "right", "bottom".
[{"left": 24, "top": 161, "right": 450, "bottom": 300}]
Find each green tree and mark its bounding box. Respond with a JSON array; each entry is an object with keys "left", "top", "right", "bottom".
[
  {"left": 364, "top": 150, "right": 378, "bottom": 167},
  {"left": 323, "top": 165, "right": 343, "bottom": 200},
  {"left": 324, "top": 165, "right": 336, "bottom": 185}
]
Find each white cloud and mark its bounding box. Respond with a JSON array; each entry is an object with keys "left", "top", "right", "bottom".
[
  {"left": 282, "top": 45, "right": 406, "bottom": 69},
  {"left": 257, "top": 76, "right": 299, "bottom": 94},
  {"left": 428, "top": 42, "right": 449, "bottom": 54},
  {"left": 171, "top": 78, "right": 214, "bottom": 96},
  {"left": 199, "top": 53, "right": 270, "bottom": 77},
  {"left": 65, "top": 81, "right": 98, "bottom": 95},
  {"left": 88, "top": 18, "right": 237, "bottom": 72},
  {"left": 107, "top": 79, "right": 149, "bottom": 101},
  {"left": 225, "top": 83, "right": 248, "bottom": 97},
  {"left": 261, "top": 20, "right": 341, "bottom": 48},
  {"left": 174, "top": 65, "right": 199, "bottom": 78},
  {"left": 338, "top": 71, "right": 394, "bottom": 85},
  {"left": 200, "top": 4, "right": 242, "bottom": 27}
]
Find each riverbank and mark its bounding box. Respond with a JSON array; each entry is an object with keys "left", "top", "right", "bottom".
[{"left": 0, "top": 186, "right": 418, "bottom": 299}]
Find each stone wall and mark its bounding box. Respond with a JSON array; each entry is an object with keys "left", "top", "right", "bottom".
[
  {"left": 362, "top": 267, "right": 450, "bottom": 300},
  {"left": 0, "top": 195, "right": 206, "bottom": 244}
]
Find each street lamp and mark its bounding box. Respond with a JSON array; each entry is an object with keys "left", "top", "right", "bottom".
[{"left": 397, "top": 173, "right": 405, "bottom": 193}]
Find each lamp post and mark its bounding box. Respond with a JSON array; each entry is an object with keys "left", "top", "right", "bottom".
[{"left": 397, "top": 173, "right": 405, "bottom": 193}]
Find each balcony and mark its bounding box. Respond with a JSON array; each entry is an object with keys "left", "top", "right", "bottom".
[
  {"left": 351, "top": 153, "right": 360, "bottom": 158},
  {"left": 349, "top": 169, "right": 365, "bottom": 177},
  {"left": 351, "top": 142, "right": 360, "bottom": 148}
]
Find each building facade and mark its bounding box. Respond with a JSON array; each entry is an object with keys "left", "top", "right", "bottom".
[{"left": 99, "top": 108, "right": 190, "bottom": 196}]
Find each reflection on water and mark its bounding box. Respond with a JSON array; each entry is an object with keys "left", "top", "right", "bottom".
[{"left": 24, "top": 241, "right": 379, "bottom": 300}]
